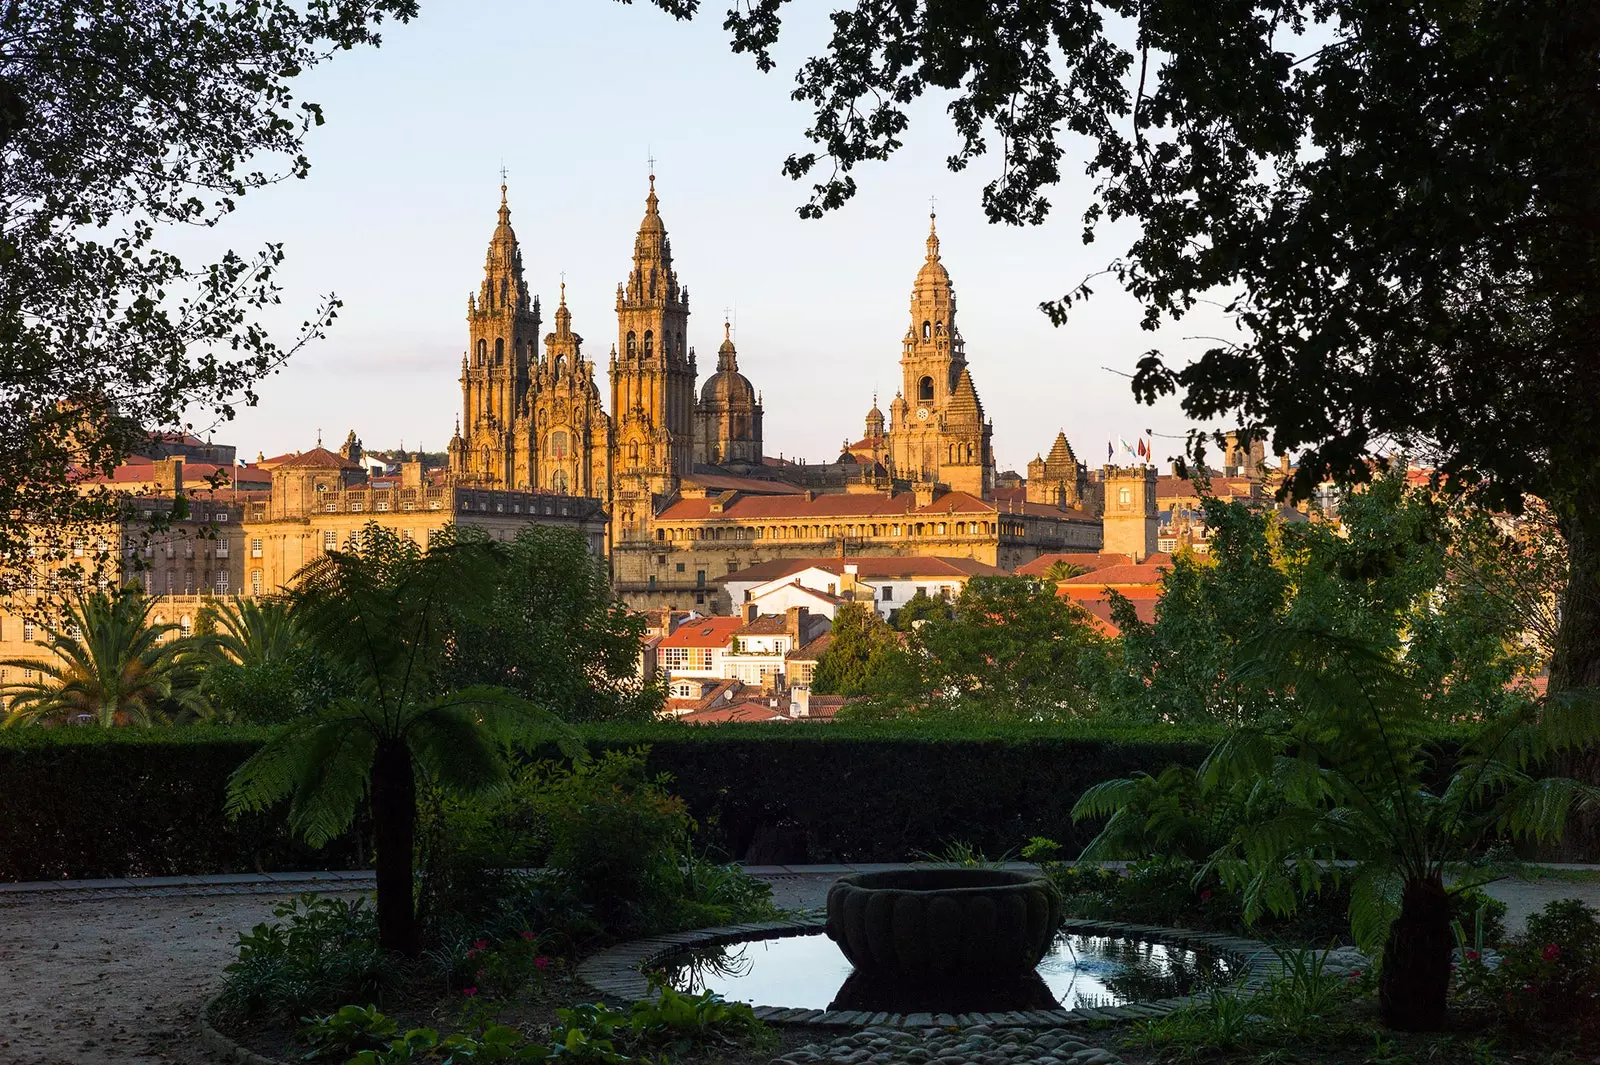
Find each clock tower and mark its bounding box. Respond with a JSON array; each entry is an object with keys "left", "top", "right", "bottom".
[{"left": 886, "top": 213, "right": 994, "bottom": 496}]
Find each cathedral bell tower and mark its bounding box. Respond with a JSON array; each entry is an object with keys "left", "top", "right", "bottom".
[
  {"left": 886, "top": 213, "right": 994, "bottom": 496},
  {"left": 609, "top": 174, "right": 695, "bottom": 533},
  {"left": 450, "top": 183, "right": 541, "bottom": 486}
]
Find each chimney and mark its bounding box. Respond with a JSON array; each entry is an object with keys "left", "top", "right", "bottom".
[
  {"left": 401, "top": 458, "right": 423, "bottom": 489},
  {"left": 785, "top": 605, "right": 809, "bottom": 641},
  {"left": 743, "top": 601, "right": 759, "bottom": 625},
  {"left": 152, "top": 457, "right": 184, "bottom": 498}
]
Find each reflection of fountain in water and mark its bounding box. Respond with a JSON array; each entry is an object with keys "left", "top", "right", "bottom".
[{"left": 655, "top": 931, "right": 1240, "bottom": 1014}]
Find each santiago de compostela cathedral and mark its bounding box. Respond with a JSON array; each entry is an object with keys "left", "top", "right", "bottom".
[{"left": 447, "top": 177, "right": 1143, "bottom": 612}]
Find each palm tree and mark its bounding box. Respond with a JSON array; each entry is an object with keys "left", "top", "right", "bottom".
[
  {"left": 1043, "top": 559, "right": 1089, "bottom": 582},
  {"left": 0, "top": 586, "right": 209, "bottom": 726},
  {"left": 1075, "top": 621, "right": 1600, "bottom": 1031},
  {"left": 225, "top": 524, "right": 574, "bottom": 955},
  {"left": 201, "top": 596, "right": 299, "bottom": 668}
]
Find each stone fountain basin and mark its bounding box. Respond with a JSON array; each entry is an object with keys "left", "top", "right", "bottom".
[{"left": 825, "top": 868, "right": 1063, "bottom": 985}]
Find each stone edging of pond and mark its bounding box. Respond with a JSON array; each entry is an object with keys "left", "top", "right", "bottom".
[
  {"left": 575, "top": 916, "right": 1290, "bottom": 1029},
  {"left": 198, "top": 992, "right": 285, "bottom": 1065}
]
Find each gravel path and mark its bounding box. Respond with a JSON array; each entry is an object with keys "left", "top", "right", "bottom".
[{"left": 0, "top": 871, "right": 1595, "bottom": 1065}]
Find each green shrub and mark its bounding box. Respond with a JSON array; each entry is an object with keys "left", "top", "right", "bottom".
[
  {"left": 537, "top": 749, "right": 694, "bottom": 935},
  {"left": 1482, "top": 899, "right": 1600, "bottom": 1034},
  {"left": 296, "top": 1003, "right": 396, "bottom": 1061},
  {"left": 215, "top": 895, "right": 391, "bottom": 1021}
]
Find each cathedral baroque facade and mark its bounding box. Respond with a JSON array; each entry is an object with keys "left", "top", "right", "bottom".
[{"left": 447, "top": 179, "right": 1104, "bottom": 611}]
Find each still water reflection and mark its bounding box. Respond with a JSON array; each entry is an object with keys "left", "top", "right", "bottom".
[{"left": 657, "top": 931, "right": 1238, "bottom": 1013}]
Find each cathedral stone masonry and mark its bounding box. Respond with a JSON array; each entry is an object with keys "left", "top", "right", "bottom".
[{"left": 444, "top": 179, "right": 1115, "bottom": 611}]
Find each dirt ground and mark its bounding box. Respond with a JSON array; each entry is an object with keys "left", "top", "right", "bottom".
[{"left": 0, "top": 872, "right": 1593, "bottom": 1065}]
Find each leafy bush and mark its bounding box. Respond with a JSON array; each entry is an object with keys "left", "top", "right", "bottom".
[
  {"left": 1479, "top": 899, "right": 1600, "bottom": 1034},
  {"left": 628, "top": 982, "right": 761, "bottom": 1054},
  {"left": 215, "top": 895, "right": 390, "bottom": 1021},
  {"left": 296, "top": 1003, "right": 395, "bottom": 1061},
  {"left": 536, "top": 749, "right": 694, "bottom": 935}
]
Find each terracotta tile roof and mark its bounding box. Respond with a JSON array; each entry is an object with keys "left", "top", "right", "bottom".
[
  {"left": 786, "top": 632, "right": 834, "bottom": 662},
  {"left": 1155, "top": 476, "right": 1260, "bottom": 500},
  {"left": 677, "top": 703, "right": 791, "bottom": 724},
  {"left": 1058, "top": 588, "right": 1159, "bottom": 636},
  {"left": 725, "top": 555, "right": 1008, "bottom": 584},
  {"left": 272, "top": 446, "right": 362, "bottom": 471},
  {"left": 657, "top": 617, "right": 743, "bottom": 649},
  {"left": 736, "top": 614, "right": 792, "bottom": 636},
  {"left": 802, "top": 695, "right": 848, "bottom": 720},
  {"left": 1014, "top": 552, "right": 1173, "bottom": 577},
  {"left": 1060, "top": 562, "right": 1170, "bottom": 586}
]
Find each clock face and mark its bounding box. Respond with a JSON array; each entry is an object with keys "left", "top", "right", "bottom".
[{"left": 916, "top": 407, "right": 930, "bottom": 421}]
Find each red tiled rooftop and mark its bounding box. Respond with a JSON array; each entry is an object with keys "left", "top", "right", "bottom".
[
  {"left": 659, "top": 489, "right": 1037, "bottom": 522},
  {"left": 657, "top": 616, "right": 743, "bottom": 649},
  {"left": 1014, "top": 552, "right": 1172, "bottom": 578},
  {"left": 1060, "top": 562, "right": 1170, "bottom": 587}
]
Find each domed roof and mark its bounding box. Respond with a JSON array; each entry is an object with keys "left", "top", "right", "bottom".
[
  {"left": 637, "top": 175, "right": 665, "bottom": 236},
  {"left": 700, "top": 322, "right": 758, "bottom": 407},
  {"left": 701, "top": 369, "right": 757, "bottom": 407}
]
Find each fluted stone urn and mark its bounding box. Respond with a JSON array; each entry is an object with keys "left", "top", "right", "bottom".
[{"left": 825, "top": 868, "right": 1063, "bottom": 985}]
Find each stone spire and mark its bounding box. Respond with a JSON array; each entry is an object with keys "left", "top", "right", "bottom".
[
  {"left": 947, "top": 366, "right": 984, "bottom": 423},
  {"left": 478, "top": 181, "right": 531, "bottom": 316}
]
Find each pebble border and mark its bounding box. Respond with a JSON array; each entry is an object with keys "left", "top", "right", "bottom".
[{"left": 575, "top": 917, "right": 1287, "bottom": 1029}]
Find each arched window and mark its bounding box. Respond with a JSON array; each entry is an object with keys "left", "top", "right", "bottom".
[
  {"left": 494, "top": 337, "right": 504, "bottom": 365},
  {"left": 663, "top": 334, "right": 673, "bottom": 358},
  {"left": 552, "top": 469, "right": 569, "bottom": 494},
  {"left": 677, "top": 333, "right": 684, "bottom": 359},
  {"left": 922, "top": 320, "right": 931, "bottom": 339},
  {"left": 630, "top": 441, "right": 640, "bottom": 463},
  {"left": 550, "top": 430, "right": 569, "bottom": 459},
  {"left": 644, "top": 330, "right": 654, "bottom": 358},
  {"left": 948, "top": 445, "right": 955, "bottom": 463},
  {"left": 476, "top": 339, "right": 486, "bottom": 366},
  {"left": 935, "top": 320, "right": 944, "bottom": 334},
  {"left": 626, "top": 331, "right": 637, "bottom": 357},
  {"left": 919, "top": 376, "right": 934, "bottom": 402},
  {"left": 649, "top": 268, "right": 657, "bottom": 298},
  {"left": 554, "top": 354, "right": 566, "bottom": 377}
]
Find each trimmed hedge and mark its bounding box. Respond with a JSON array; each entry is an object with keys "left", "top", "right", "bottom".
[
  {"left": 0, "top": 727, "right": 371, "bottom": 882},
  {"left": 0, "top": 721, "right": 1223, "bottom": 881}
]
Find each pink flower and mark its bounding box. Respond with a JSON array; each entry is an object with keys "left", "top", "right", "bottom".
[
  {"left": 1465, "top": 950, "right": 1480, "bottom": 962},
  {"left": 534, "top": 956, "right": 551, "bottom": 970},
  {"left": 473, "top": 939, "right": 489, "bottom": 951},
  {"left": 463, "top": 987, "right": 478, "bottom": 997},
  {"left": 1200, "top": 890, "right": 1213, "bottom": 901},
  {"left": 1542, "top": 944, "right": 1561, "bottom": 962},
  {"left": 521, "top": 931, "right": 537, "bottom": 941}
]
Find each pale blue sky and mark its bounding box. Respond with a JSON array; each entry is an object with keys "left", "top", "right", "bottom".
[{"left": 177, "top": 1, "right": 1234, "bottom": 471}]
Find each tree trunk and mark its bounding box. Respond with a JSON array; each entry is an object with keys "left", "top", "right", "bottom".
[
  {"left": 1548, "top": 513, "right": 1600, "bottom": 859},
  {"left": 1378, "top": 874, "right": 1453, "bottom": 1031},
  {"left": 371, "top": 738, "right": 418, "bottom": 956}
]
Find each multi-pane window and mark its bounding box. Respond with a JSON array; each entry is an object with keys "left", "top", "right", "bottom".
[
  {"left": 323, "top": 530, "right": 337, "bottom": 551},
  {"left": 22, "top": 621, "right": 35, "bottom": 642},
  {"left": 250, "top": 538, "right": 263, "bottom": 558},
  {"left": 250, "top": 570, "right": 263, "bottom": 596},
  {"left": 216, "top": 538, "right": 229, "bottom": 558},
  {"left": 216, "top": 571, "right": 229, "bottom": 593}
]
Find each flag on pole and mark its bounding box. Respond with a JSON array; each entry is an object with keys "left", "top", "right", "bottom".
[
  {"left": 1137, "top": 438, "right": 1149, "bottom": 460},
  {"left": 1118, "top": 436, "right": 1134, "bottom": 459},
  {"left": 1106, "top": 439, "right": 1113, "bottom": 460}
]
